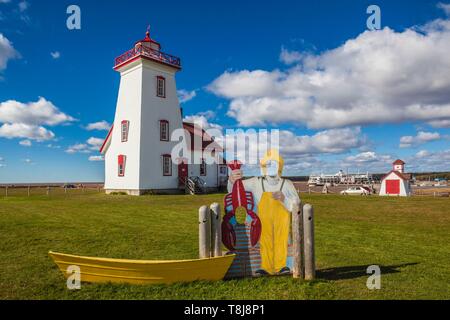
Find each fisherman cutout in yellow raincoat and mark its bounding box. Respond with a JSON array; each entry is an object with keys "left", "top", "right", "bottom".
[{"left": 228, "top": 150, "right": 301, "bottom": 276}]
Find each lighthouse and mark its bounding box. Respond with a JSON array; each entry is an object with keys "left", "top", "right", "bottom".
[
  {"left": 100, "top": 29, "right": 184, "bottom": 195},
  {"left": 100, "top": 28, "right": 227, "bottom": 195}
]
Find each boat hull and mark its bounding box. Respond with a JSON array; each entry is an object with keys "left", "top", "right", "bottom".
[{"left": 49, "top": 251, "right": 235, "bottom": 285}]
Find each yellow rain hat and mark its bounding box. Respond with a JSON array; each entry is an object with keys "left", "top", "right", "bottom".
[{"left": 260, "top": 149, "right": 284, "bottom": 176}]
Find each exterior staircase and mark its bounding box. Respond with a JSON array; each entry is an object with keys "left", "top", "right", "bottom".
[{"left": 179, "top": 176, "right": 206, "bottom": 195}]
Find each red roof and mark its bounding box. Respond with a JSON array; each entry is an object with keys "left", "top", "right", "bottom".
[
  {"left": 135, "top": 31, "right": 161, "bottom": 48},
  {"left": 99, "top": 125, "right": 114, "bottom": 154},
  {"left": 381, "top": 170, "right": 410, "bottom": 181},
  {"left": 182, "top": 122, "right": 223, "bottom": 152},
  {"left": 393, "top": 159, "right": 405, "bottom": 165}
]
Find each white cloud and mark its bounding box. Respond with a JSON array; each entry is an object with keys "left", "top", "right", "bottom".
[
  {"left": 65, "top": 143, "right": 90, "bottom": 154},
  {"left": 428, "top": 119, "right": 450, "bottom": 128},
  {"left": 178, "top": 89, "right": 197, "bottom": 104},
  {"left": 344, "top": 151, "right": 393, "bottom": 164},
  {"left": 46, "top": 143, "right": 61, "bottom": 149},
  {"left": 0, "top": 97, "right": 74, "bottom": 141},
  {"left": 85, "top": 120, "right": 111, "bottom": 131},
  {"left": 87, "top": 137, "right": 104, "bottom": 149},
  {"left": 19, "top": 139, "right": 31, "bottom": 147},
  {"left": 0, "top": 123, "right": 55, "bottom": 141},
  {"left": 280, "top": 127, "right": 366, "bottom": 155},
  {"left": 340, "top": 151, "right": 395, "bottom": 172},
  {"left": 0, "top": 33, "right": 19, "bottom": 71},
  {"left": 66, "top": 137, "right": 104, "bottom": 154},
  {"left": 409, "top": 148, "right": 450, "bottom": 172},
  {"left": 438, "top": 2, "right": 450, "bottom": 16},
  {"left": 0, "top": 97, "right": 75, "bottom": 126},
  {"left": 400, "top": 131, "right": 441, "bottom": 148},
  {"left": 279, "top": 47, "right": 303, "bottom": 65},
  {"left": 208, "top": 19, "right": 450, "bottom": 129},
  {"left": 88, "top": 155, "right": 104, "bottom": 162},
  {"left": 415, "top": 150, "right": 430, "bottom": 158},
  {"left": 50, "top": 51, "right": 60, "bottom": 59},
  {"left": 183, "top": 112, "right": 223, "bottom": 131},
  {"left": 18, "top": 1, "right": 28, "bottom": 12}
]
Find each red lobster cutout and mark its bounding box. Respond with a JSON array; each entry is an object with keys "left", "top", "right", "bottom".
[{"left": 222, "top": 161, "right": 262, "bottom": 251}]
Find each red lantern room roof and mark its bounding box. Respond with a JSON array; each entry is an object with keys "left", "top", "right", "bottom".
[
  {"left": 135, "top": 30, "right": 161, "bottom": 48},
  {"left": 114, "top": 28, "right": 181, "bottom": 71},
  {"left": 393, "top": 159, "right": 405, "bottom": 165}
]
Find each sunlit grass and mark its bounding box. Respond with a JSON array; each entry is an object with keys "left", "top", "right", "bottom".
[{"left": 0, "top": 191, "right": 449, "bottom": 299}]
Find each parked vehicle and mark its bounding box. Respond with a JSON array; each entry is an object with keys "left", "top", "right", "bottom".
[{"left": 340, "top": 186, "right": 371, "bottom": 196}]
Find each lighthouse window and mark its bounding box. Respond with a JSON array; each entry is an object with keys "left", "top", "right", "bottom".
[
  {"left": 121, "top": 120, "right": 129, "bottom": 142},
  {"left": 118, "top": 155, "right": 126, "bottom": 177},
  {"left": 162, "top": 155, "right": 172, "bottom": 176},
  {"left": 160, "top": 120, "right": 169, "bottom": 141},
  {"left": 157, "top": 76, "right": 166, "bottom": 98},
  {"left": 200, "top": 158, "right": 207, "bottom": 176}
]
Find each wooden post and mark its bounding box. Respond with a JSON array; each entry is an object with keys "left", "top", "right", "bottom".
[
  {"left": 210, "top": 203, "right": 222, "bottom": 257},
  {"left": 5, "top": 186, "right": 8, "bottom": 197},
  {"left": 303, "top": 204, "right": 316, "bottom": 280},
  {"left": 64, "top": 186, "right": 67, "bottom": 194},
  {"left": 47, "top": 186, "right": 51, "bottom": 196},
  {"left": 292, "top": 202, "right": 305, "bottom": 279},
  {"left": 27, "top": 186, "right": 30, "bottom": 197},
  {"left": 199, "top": 206, "right": 211, "bottom": 259}
]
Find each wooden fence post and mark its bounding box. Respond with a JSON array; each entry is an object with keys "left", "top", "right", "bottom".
[
  {"left": 199, "top": 206, "right": 211, "bottom": 259},
  {"left": 27, "top": 186, "right": 30, "bottom": 197},
  {"left": 5, "top": 186, "right": 8, "bottom": 197},
  {"left": 210, "top": 203, "right": 222, "bottom": 257},
  {"left": 303, "top": 204, "right": 316, "bottom": 280},
  {"left": 47, "top": 186, "right": 51, "bottom": 196},
  {"left": 292, "top": 202, "right": 305, "bottom": 279}
]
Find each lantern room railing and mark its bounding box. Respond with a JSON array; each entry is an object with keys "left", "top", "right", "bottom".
[{"left": 114, "top": 44, "right": 181, "bottom": 69}]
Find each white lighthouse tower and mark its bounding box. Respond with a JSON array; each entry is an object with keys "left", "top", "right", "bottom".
[{"left": 100, "top": 29, "right": 184, "bottom": 195}]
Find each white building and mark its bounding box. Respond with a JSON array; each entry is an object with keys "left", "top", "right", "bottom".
[
  {"left": 379, "top": 159, "right": 412, "bottom": 197},
  {"left": 100, "top": 29, "right": 227, "bottom": 195}
]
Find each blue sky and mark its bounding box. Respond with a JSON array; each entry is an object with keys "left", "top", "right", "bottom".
[{"left": 0, "top": 0, "right": 449, "bottom": 182}]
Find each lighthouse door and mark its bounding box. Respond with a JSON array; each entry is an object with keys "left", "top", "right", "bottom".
[{"left": 178, "top": 159, "right": 188, "bottom": 187}]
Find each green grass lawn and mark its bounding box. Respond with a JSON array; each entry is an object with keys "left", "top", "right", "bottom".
[{"left": 0, "top": 190, "right": 449, "bottom": 300}]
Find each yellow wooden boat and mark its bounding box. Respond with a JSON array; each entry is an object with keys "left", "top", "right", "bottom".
[{"left": 49, "top": 251, "right": 235, "bottom": 285}]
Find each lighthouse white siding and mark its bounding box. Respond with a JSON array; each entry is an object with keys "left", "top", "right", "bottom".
[
  {"left": 138, "top": 61, "right": 183, "bottom": 191},
  {"left": 104, "top": 63, "right": 143, "bottom": 193}
]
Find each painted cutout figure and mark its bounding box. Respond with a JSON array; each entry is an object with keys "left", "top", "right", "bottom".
[{"left": 225, "top": 149, "right": 301, "bottom": 277}]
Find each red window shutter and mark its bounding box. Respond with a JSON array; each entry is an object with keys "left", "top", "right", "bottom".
[
  {"left": 121, "top": 120, "right": 129, "bottom": 142},
  {"left": 118, "top": 155, "right": 126, "bottom": 177}
]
